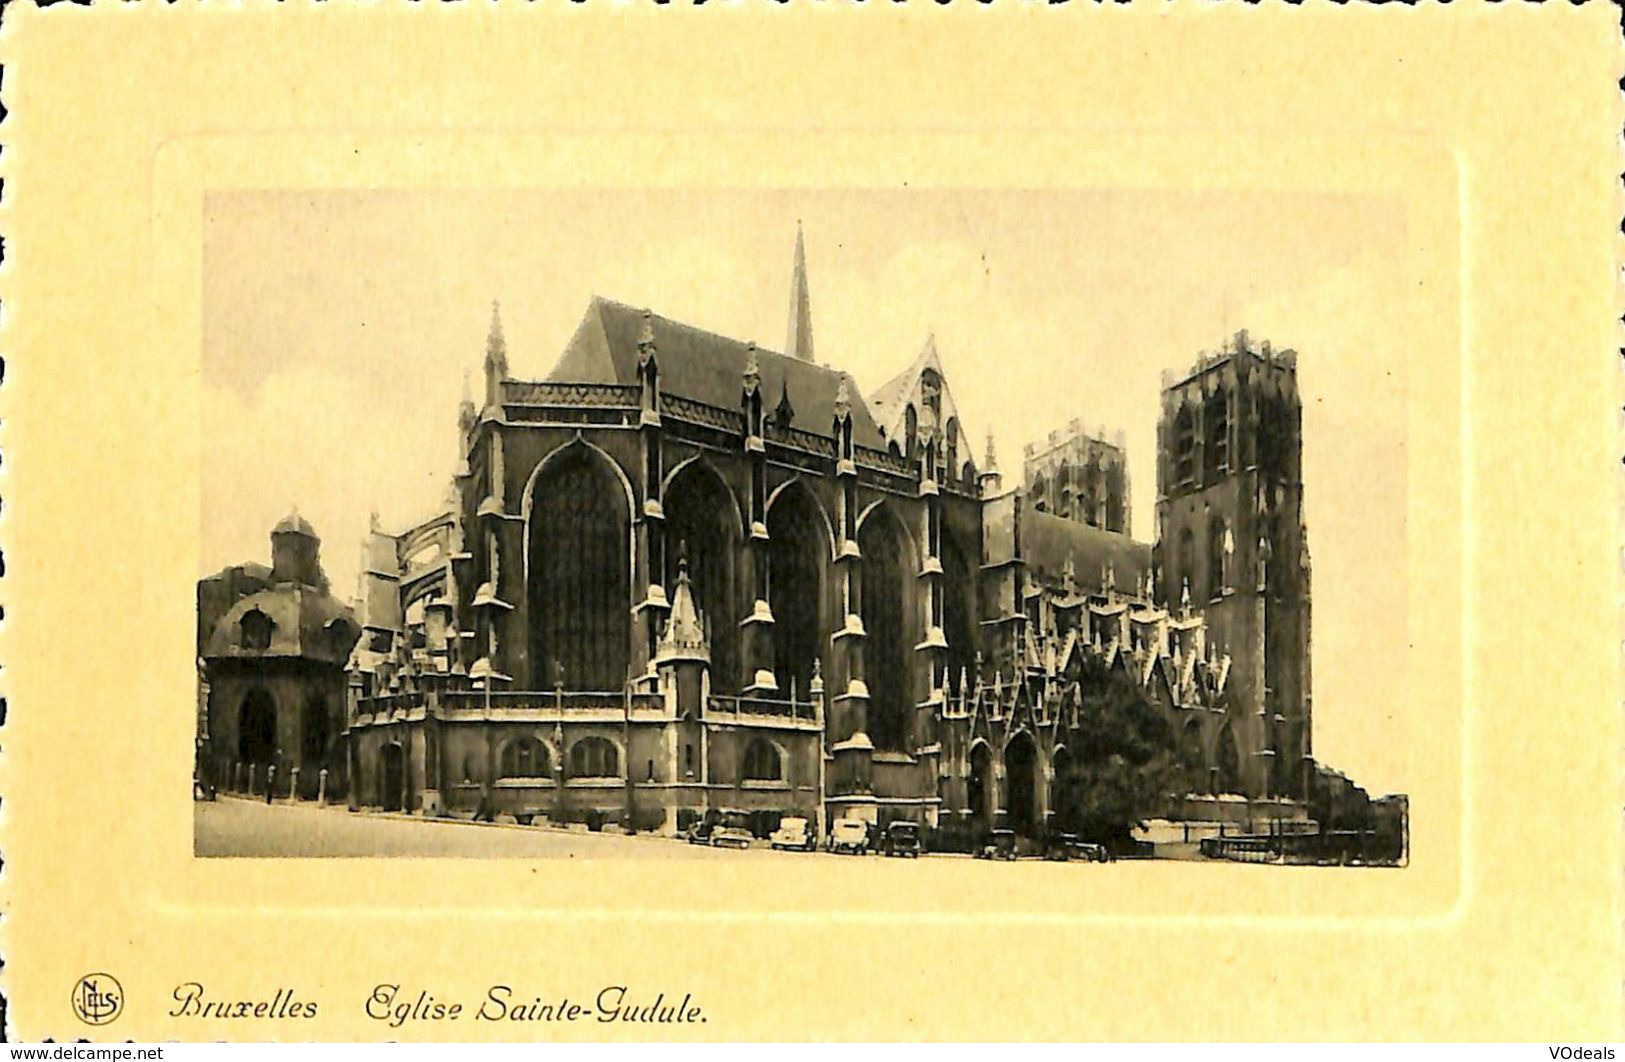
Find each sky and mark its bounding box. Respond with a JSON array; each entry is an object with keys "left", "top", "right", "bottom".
[{"left": 202, "top": 188, "right": 1411, "bottom": 796}]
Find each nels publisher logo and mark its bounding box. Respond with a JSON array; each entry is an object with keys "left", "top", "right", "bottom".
[{"left": 71, "top": 973, "right": 124, "bottom": 1026}]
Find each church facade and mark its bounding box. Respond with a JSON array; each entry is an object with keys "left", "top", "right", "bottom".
[{"left": 338, "top": 230, "right": 1326, "bottom": 846}]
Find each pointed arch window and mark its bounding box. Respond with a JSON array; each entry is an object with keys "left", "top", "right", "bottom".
[
  {"left": 665, "top": 462, "right": 741, "bottom": 694},
  {"left": 859, "top": 509, "right": 913, "bottom": 752},
  {"left": 1207, "top": 516, "right": 1229, "bottom": 599},
  {"left": 1204, "top": 388, "right": 1230, "bottom": 479},
  {"left": 1173, "top": 405, "right": 1197, "bottom": 488},
  {"left": 1081, "top": 458, "right": 1101, "bottom": 527},
  {"left": 768, "top": 485, "right": 824, "bottom": 698},
  {"left": 1104, "top": 464, "right": 1126, "bottom": 533},
  {"left": 528, "top": 448, "right": 631, "bottom": 691}
]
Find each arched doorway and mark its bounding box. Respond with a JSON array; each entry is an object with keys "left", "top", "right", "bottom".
[
  {"left": 1050, "top": 744, "right": 1073, "bottom": 833},
  {"left": 238, "top": 689, "right": 276, "bottom": 767},
  {"left": 665, "top": 461, "right": 741, "bottom": 694},
  {"left": 968, "top": 741, "right": 991, "bottom": 833},
  {"left": 859, "top": 506, "right": 913, "bottom": 752},
  {"left": 1005, "top": 731, "right": 1038, "bottom": 837},
  {"left": 767, "top": 483, "right": 827, "bottom": 699},
  {"left": 379, "top": 743, "right": 405, "bottom": 812},
  {"left": 528, "top": 446, "right": 631, "bottom": 690}
]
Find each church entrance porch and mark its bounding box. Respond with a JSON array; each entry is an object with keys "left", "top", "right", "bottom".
[{"left": 1004, "top": 731, "right": 1038, "bottom": 839}]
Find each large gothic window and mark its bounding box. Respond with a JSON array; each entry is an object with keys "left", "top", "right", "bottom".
[
  {"left": 767, "top": 483, "right": 825, "bottom": 699},
  {"left": 529, "top": 447, "right": 631, "bottom": 691},
  {"left": 1055, "top": 463, "right": 1073, "bottom": 519},
  {"left": 860, "top": 507, "right": 913, "bottom": 752},
  {"left": 665, "top": 462, "right": 741, "bottom": 694}
]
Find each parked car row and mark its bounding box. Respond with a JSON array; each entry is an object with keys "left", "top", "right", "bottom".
[
  {"left": 683, "top": 813, "right": 1115, "bottom": 863},
  {"left": 682, "top": 813, "right": 924, "bottom": 857},
  {"left": 974, "top": 828, "right": 1113, "bottom": 862}
]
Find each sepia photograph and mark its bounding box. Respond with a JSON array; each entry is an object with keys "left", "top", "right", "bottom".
[
  {"left": 194, "top": 188, "right": 1410, "bottom": 867},
  {"left": 3, "top": 2, "right": 1618, "bottom": 1045}
]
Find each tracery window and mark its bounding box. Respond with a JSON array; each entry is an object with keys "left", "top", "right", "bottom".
[
  {"left": 768, "top": 485, "right": 823, "bottom": 699},
  {"left": 665, "top": 462, "right": 740, "bottom": 694},
  {"left": 528, "top": 449, "right": 631, "bottom": 691},
  {"left": 860, "top": 509, "right": 912, "bottom": 752}
]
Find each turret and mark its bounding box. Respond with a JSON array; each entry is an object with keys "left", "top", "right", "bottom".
[{"left": 271, "top": 509, "right": 324, "bottom": 588}]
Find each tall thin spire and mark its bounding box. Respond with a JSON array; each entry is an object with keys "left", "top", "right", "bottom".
[
  {"left": 786, "top": 222, "right": 814, "bottom": 362},
  {"left": 483, "top": 300, "right": 508, "bottom": 408}
]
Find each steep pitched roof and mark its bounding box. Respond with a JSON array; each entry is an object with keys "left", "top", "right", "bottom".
[
  {"left": 547, "top": 297, "right": 885, "bottom": 448},
  {"left": 866, "top": 334, "right": 971, "bottom": 455},
  {"left": 1020, "top": 503, "right": 1151, "bottom": 598}
]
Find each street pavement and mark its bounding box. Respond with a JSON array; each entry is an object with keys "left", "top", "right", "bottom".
[{"left": 197, "top": 796, "right": 834, "bottom": 860}]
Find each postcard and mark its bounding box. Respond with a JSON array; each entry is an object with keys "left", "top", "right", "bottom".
[{"left": 1, "top": 2, "right": 1620, "bottom": 1042}]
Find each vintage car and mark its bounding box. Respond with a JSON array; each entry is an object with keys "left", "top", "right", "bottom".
[
  {"left": 707, "top": 809, "right": 753, "bottom": 850},
  {"left": 879, "top": 820, "right": 922, "bottom": 858},
  {"left": 683, "top": 819, "right": 715, "bottom": 845},
  {"left": 827, "top": 816, "right": 872, "bottom": 855},
  {"left": 1044, "top": 831, "right": 1078, "bottom": 861},
  {"left": 975, "top": 828, "right": 1019, "bottom": 861},
  {"left": 1070, "top": 839, "right": 1111, "bottom": 863},
  {"left": 769, "top": 816, "right": 817, "bottom": 852}
]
